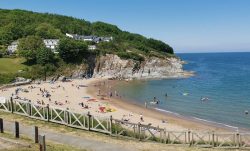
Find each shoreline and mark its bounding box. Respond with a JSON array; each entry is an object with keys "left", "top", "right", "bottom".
[
  {"left": 1, "top": 77, "right": 248, "bottom": 133},
  {"left": 87, "top": 78, "right": 246, "bottom": 132}
]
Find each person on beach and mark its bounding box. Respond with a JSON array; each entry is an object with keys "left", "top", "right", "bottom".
[
  {"left": 140, "top": 114, "right": 144, "bottom": 122},
  {"left": 165, "top": 92, "right": 168, "bottom": 97},
  {"left": 98, "top": 89, "right": 101, "bottom": 96},
  {"left": 145, "top": 101, "right": 147, "bottom": 108},
  {"left": 153, "top": 97, "right": 159, "bottom": 104}
]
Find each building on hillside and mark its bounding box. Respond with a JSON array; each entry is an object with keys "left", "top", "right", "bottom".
[
  {"left": 88, "top": 45, "right": 97, "bottom": 50},
  {"left": 7, "top": 39, "right": 59, "bottom": 54},
  {"left": 65, "top": 33, "right": 74, "bottom": 38},
  {"left": 43, "top": 39, "right": 59, "bottom": 52},
  {"left": 65, "top": 33, "right": 113, "bottom": 43},
  {"left": 100, "top": 37, "right": 113, "bottom": 42},
  {"left": 7, "top": 41, "right": 19, "bottom": 54}
]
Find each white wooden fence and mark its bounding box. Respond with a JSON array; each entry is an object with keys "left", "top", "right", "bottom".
[{"left": 0, "top": 97, "right": 250, "bottom": 148}]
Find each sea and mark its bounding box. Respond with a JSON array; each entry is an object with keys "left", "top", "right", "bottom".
[{"left": 116, "top": 52, "right": 250, "bottom": 130}]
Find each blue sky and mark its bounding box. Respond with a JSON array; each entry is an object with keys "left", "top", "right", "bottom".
[{"left": 0, "top": 0, "right": 250, "bottom": 53}]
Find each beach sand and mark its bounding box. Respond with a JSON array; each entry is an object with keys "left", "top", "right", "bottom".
[{"left": 0, "top": 78, "right": 232, "bottom": 132}]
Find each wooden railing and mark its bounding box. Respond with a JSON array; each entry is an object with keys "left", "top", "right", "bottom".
[{"left": 0, "top": 97, "right": 250, "bottom": 149}]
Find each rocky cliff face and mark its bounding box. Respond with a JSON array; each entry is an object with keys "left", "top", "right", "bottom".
[{"left": 92, "top": 54, "right": 191, "bottom": 79}]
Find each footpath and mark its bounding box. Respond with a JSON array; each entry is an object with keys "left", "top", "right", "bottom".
[{"left": 2, "top": 120, "right": 135, "bottom": 151}]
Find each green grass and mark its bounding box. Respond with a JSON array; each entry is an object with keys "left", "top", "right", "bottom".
[
  {"left": 0, "top": 58, "right": 28, "bottom": 74},
  {"left": 0, "top": 131, "right": 87, "bottom": 151}
]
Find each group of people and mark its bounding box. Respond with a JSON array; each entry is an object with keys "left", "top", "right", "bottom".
[{"left": 79, "top": 102, "right": 89, "bottom": 109}]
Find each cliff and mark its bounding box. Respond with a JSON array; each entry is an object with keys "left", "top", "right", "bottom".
[{"left": 92, "top": 54, "right": 192, "bottom": 80}]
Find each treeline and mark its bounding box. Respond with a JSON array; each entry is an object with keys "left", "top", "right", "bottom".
[
  {"left": 0, "top": 9, "right": 174, "bottom": 56},
  {"left": 0, "top": 9, "right": 175, "bottom": 84}
]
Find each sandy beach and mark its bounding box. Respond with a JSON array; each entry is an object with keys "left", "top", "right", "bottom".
[{"left": 0, "top": 78, "right": 232, "bottom": 132}]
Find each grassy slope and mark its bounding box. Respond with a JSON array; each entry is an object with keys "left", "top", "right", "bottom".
[
  {"left": 0, "top": 132, "right": 86, "bottom": 151},
  {"left": 0, "top": 58, "right": 27, "bottom": 74}
]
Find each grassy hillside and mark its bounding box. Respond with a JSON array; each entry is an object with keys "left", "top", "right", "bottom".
[
  {"left": 0, "top": 58, "right": 27, "bottom": 74},
  {"left": 0, "top": 9, "right": 174, "bottom": 56},
  {"left": 0, "top": 9, "right": 176, "bottom": 84}
]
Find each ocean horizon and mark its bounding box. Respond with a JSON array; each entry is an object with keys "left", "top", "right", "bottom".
[{"left": 116, "top": 52, "right": 250, "bottom": 130}]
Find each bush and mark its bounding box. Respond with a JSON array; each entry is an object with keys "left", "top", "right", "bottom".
[
  {"left": 0, "top": 73, "right": 15, "bottom": 84},
  {"left": 116, "top": 52, "right": 144, "bottom": 62}
]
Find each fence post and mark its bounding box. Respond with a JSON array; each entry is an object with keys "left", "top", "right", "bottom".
[
  {"left": 10, "top": 97, "right": 14, "bottom": 113},
  {"left": 110, "top": 115, "right": 113, "bottom": 135},
  {"left": 0, "top": 118, "right": 3, "bottom": 133},
  {"left": 163, "top": 129, "right": 167, "bottom": 144},
  {"left": 236, "top": 133, "right": 240, "bottom": 148},
  {"left": 87, "top": 111, "right": 91, "bottom": 131},
  {"left": 188, "top": 130, "right": 191, "bottom": 145},
  {"left": 46, "top": 104, "right": 50, "bottom": 122},
  {"left": 64, "top": 108, "right": 69, "bottom": 124},
  {"left": 34, "top": 126, "right": 39, "bottom": 143},
  {"left": 212, "top": 131, "right": 215, "bottom": 147},
  {"left": 138, "top": 122, "right": 141, "bottom": 141},
  {"left": 7, "top": 99, "right": 11, "bottom": 111},
  {"left": 167, "top": 132, "right": 170, "bottom": 144},
  {"left": 39, "top": 135, "right": 46, "bottom": 151},
  {"left": 27, "top": 100, "right": 32, "bottom": 116},
  {"left": 15, "top": 121, "right": 19, "bottom": 138}
]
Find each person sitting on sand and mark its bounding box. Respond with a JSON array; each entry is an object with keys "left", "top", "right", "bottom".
[{"left": 162, "top": 120, "right": 167, "bottom": 124}]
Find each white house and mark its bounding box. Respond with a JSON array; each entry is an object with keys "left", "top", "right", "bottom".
[
  {"left": 101, "top": 37, "right": 113, "bottom": 42},
  {"left": 43, "top": 39, "right": 59, "bottom": 52},
  {"left": 65, "top": 33, "right": 74, "bottom": 38},
  {"left": 88, "top": 45, "right": 97, "bottom": 50},
  {"left": 7, "top": 41, "right": 19, "bottom": 54},
  {"left": 65, "top": 33, "right": 113, "bottom": 43}
]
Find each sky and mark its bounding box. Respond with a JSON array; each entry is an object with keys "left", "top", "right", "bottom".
[{"left": 0, "top": 0, "right": 250, "bottom": 53}]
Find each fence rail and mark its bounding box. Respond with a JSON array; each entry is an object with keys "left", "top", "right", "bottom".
[{"left": 0, "top": 97, "right": 249, "bottom": 149}]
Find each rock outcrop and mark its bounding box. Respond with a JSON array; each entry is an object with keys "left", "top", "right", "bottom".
[{"left": 92, "top": 54, "right": 192, "bottom": 79}]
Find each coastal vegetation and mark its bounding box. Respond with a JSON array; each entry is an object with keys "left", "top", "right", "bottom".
[{"left": 0, "top": 9, "right": 175, "bottom": 84}]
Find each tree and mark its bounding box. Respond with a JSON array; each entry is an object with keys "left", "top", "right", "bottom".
[
  {"left": 147, "top": 38, "right": 174, "bottom": 54},
  {"left": 0, "top": 46, "right": 7, "bottom": 57},
  {"left": 58, "top": 38, "right": 88, "bottom": 63},
  {"left": 35, "top": 23, "right": 63, "bottom": 39},
  {"left": 36, "top": 48, "right": 55, "bottom": 81},
  {"left": 36, "top": 47, "right": 54, "bottom": 65},
  {"left": 18, "top": 35, "right": 45, "bottom": 61}
]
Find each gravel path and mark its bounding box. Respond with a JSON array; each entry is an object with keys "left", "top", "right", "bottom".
[{"left": 2, "top": 120, "right": 135, "bottom": 151}]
